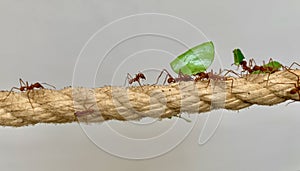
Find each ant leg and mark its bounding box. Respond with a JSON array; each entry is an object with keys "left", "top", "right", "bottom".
[
  {"left": 249, "top": 58, "right": 257, "bottom": 68},
  {"left": 1, "top": 87, "right": 21, "bottom": 101},
  {"left": 265, "top": 72, "right": 271, "bottom": 86},
  {"left": 153, "top": 70, "right": 165, "bottom": 85},
  {"left": 283, "top": 68, "right": 300, "bottom": 86},
  {"left": 267, "top": 58, "right": 282, "bottom": 73},
  {"left": 136, "top": 79, "right": 143, "bottom": 87},
  {"left": 177, "top": 69, "right": 186, "bottom": 81},
  {"left": 162, "top": 69, "right": 172, "bottom": 85},
  {"left": 267, "top": 58, "right": 274, "bottom": 64},
  {"left": 288, "top": 62, "right": 300, "bottom": 69},
  {"left": 124, "top": 73, "right": 133, "bottom": 87},
  {"left": 153, "top": 69, "right": 172, "bottom": 85},
  {"left": 241, "top": 70, "right": 250, "bottom": 80},
  {"left": 221, "top": 69, "right": 241, "bottom": 78},
  {"left": 225, "top": 78, "right": 234, "bottom": 93},
  {"left": 25, "top": 81, "right": 29, "bottom": 90},
  {"left": 162, "top": 74, "right": 169, "bottom": 85},
  {"left": 240, "top": 70, "right": 248, "bottom": 78},
  {"left": 19, "top": 78, "right": 26, "bottom": 87},
  {"left": 26, "top": 90, "right": 34, "bottom": 109},
  {"left": 205, "top": 79, "right": 211, "bottom": 88}
]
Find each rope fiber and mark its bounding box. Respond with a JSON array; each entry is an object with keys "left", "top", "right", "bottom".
[{"left": 0, "top": 69, "right": 299, "bottom": 127}]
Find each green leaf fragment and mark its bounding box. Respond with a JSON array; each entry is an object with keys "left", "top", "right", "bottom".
[
  {"left": 170, "top": 41, "right": 214, "bottom": 75},
  {"left": 263, "top": 61, "right": 282, "bottom": 69},
  {"left": 252, "top": 70, "right": 263, "bottom": 74},
  {"left": 233, "top": 48, "right": 245, "bottom": 65}
]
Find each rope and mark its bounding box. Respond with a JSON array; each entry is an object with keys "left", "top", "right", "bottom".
[{"left": 0, "top": 69, "right": 299, "bottom": 127}]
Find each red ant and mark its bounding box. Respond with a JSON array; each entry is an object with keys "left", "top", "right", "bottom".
[
  {"left": 194, "top": 69, "right": 239, "bottom": 92},
  {"left": 125, "top": 72, "right": 146, "bottom": 87},
  {"left": 2, "top": 78, "right": 55, "bottom": 108},
  {"left": 237, "top": 58, "right": 283, "bottom": 85},
  {"left": 236, "top": 58, "right": 275, "bottom": 74},
  {"left": 154, "top": 69, "right": 193, "bottom": 85},
  {"left": 251, "top": 58, "right": 282, "bottom": 74}
]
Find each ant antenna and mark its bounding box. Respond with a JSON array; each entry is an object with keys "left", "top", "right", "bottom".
[{"left": 41, "top": 83, "right": 56, "bottom": 89}]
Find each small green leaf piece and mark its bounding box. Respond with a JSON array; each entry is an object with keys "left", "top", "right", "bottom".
[
  {"left": 263, "top": 61, "right": 282, "bottom": 69},
  {"left": 233, "top": 48, "right": 245, "bottom": 65},
  {"left": 170, "top": 41, "right": 214, "bottom": 75}
]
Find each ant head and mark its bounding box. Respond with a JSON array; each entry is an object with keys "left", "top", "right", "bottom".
[
  {"left": 199, "top": 72, "right": 206, "bottom": 77},
  {"left": 240, "top": 61, "right": 247, "bottom": 66},
  {"left": 20, "top": 87, "right": 25, "bottom": 91},
  {"left": 136, "top": 73, "right": 146, "bottom": 80},
  {"left": 167, "top": 77, "right": 175, "bottom": 83},
  {"left": 195, "top": 72, "right": 206, "bottom": 78},
  {"left": 140, "top": 73, "right": 146, "bottom": 80}
]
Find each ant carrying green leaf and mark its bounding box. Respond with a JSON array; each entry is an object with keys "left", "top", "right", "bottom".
[
  {"left": 155, "top": 41, "right": 215, "bottom": 85},
  {"left": 232, "top": 48, "right": 283, "bottom": 85}
]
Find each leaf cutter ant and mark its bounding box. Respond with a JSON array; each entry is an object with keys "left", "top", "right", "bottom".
[
  {"left": 154, "top": 69, "right": 193, "bottom": 85},
  {"left": 2, "top": 78, "right": 55, "bottom": 108},
  {"left": 194, "top": 69, "right": 239, "bottom": 92},
  {"left": 125, "top": 72, "right": 146, "bottom": 87}
]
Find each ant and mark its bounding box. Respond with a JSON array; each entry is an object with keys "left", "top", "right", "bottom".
[
  {"left": 154, "top": 69, "right": 193, "bottom": 85},
  {"left": 2, "top": 78, "right": 55, "bottom": 108},
  {"left": 253, "top": 58, "right": 284, "bottom": 85},
  {"left": 238, "top": 58, "right": 271, "bottom": 75},
  {"left": 251, "top": 58, "right": 282, "bottom": 74},
  {"left": 125, "top": 72, "right": 146, "bottom": 87},
  {"left": 194, "top": 69, "right": 239, "bottom": 92},
  {"left": 237, "top": 58, "right": 283, "bottom": 85}
]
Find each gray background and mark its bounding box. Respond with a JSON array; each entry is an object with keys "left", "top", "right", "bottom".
[{"left": 0, "top": 0, "right": 300, "bottom": 171}]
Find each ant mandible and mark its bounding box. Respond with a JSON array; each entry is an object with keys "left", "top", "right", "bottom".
[
  {"left": 126, "top": 72, "right": 146, "bottom": 87},
  {"left": 2, "top": 78, "right": 56, "bottom": 108}
]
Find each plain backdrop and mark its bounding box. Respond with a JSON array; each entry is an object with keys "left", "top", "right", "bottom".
[{"left": 0, "top": 0, "right": 300, "bottom": 171}]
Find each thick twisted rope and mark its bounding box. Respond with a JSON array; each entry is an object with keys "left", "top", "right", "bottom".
[{"left": 0, "top": 69, "right": 299, "bottom": 127}]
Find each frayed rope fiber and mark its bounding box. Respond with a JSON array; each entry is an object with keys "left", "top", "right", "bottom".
[{"left": 0, "top": 70, "right": 299, "bottom": 127}]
